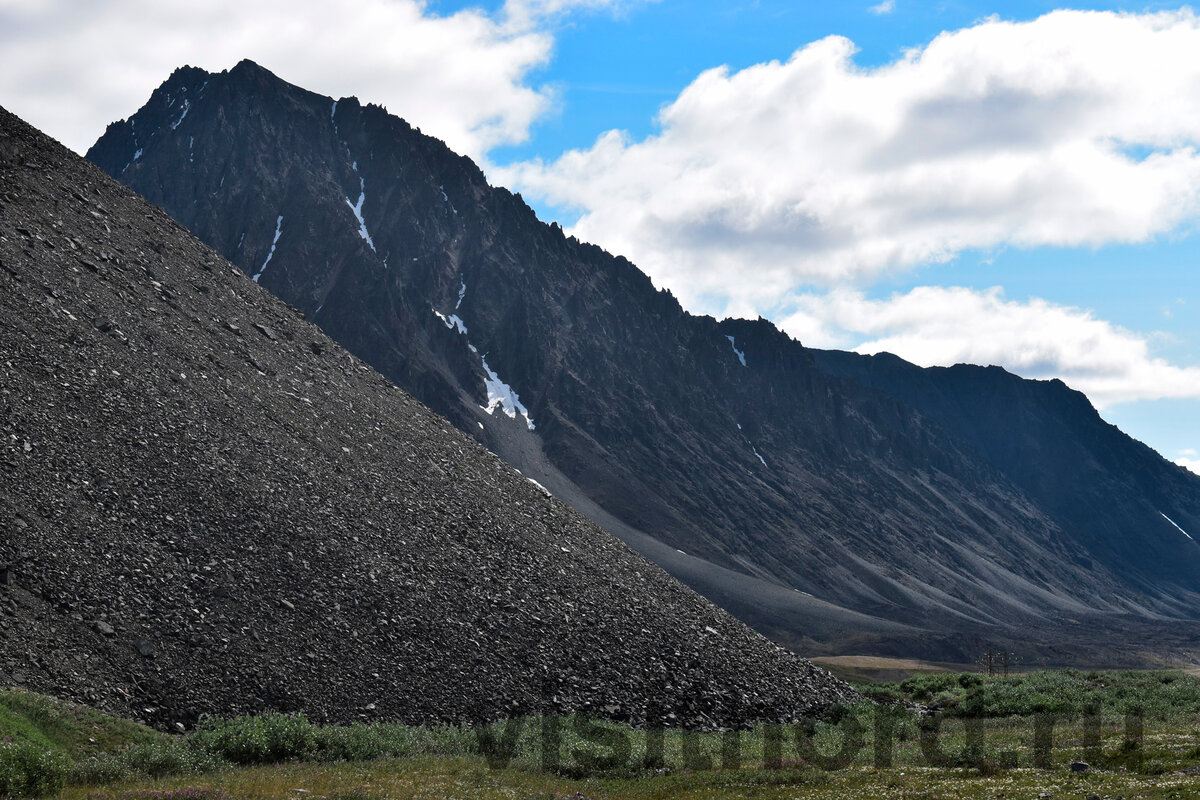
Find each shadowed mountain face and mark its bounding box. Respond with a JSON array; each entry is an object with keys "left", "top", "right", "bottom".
[
  {"left": 0, "top": 104, "right": 859, "bottom": 729},
  {"left": 88, "top": 61, "right": 1200, "bottom": 663}
]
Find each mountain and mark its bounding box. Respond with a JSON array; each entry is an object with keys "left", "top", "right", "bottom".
[
  {"left": 87, "top": 60, "right": 1200, "bottom": 664},
  {"left": 0, "top": 103, "right": 858, "bottom": 730}
]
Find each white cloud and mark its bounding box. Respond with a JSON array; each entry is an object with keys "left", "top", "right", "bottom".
[
  {"left": 1178, "top": 450, "right": 1200, "bottom": 475},
  {"left": 777, "top": 286, "right": 1200, "bottom": 407},
  {"left": 869, "top": 0, "right": 895, "bottom": 15},
  {"left": 500, "top": 9, "right": 1200, "bottom": 312},
  {"left": 0, "top": 0, "right": 638, "bottom": 159}
]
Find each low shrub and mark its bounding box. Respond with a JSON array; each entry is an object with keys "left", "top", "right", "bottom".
[
  {"left": 71, "top": 741, "right": 227, "bottom": 785},
  {"left": 0, "top": 740, "right": 69, "bottom": 798},
  {"left": 188, "top": 713, "right": 317, "bottom": 765}
]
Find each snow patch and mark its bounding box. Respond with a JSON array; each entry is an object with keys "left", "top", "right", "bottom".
[
  {"left": 481, "top": 355, "right": 535, "bottom": 430},
  {"left": 433, "top": 309, "right": 468, "bottom": 336},
  {"left": 527, "top": 477, "right": 551, "bottom": 496},
  {"left": 170, "top": 99, "right": 190, "bottom": 130},
  {"left": 132, "top": 147, "right": 143, "bottom": 161},
  {"left": 439, "top": 185, "right": 458, "bottom": 215},
  {"left": 1161, "top": 512, "right": 1195, "bottom": 541},
  {"left": 752, "top": 447, "right": 767, "bottom": 467},
  {"left": 726, "top": 335, "right": 747, "bottom": 366},
  {"left": 252, "top": 215, "right": 283, "bottom": 283},
  {"left": 456, "top": 280, "right": 466, "bottom": 310},
  {"left": 346, "top": 177, "right": 377, "bottom": 252}
]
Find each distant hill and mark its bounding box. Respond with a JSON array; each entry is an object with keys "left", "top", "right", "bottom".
[
  {"left": 87, "top": 60, "right": 1200, "bottom": 664},
  {"left": 0, "top": 103, "right": 857, "bottom": 730}
]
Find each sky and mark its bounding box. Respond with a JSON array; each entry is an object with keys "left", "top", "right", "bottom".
[{"left": 0, "top": 0, "right": 1197, "bottom": 473}]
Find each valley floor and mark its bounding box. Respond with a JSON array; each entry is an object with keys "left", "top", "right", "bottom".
[
  {"left": 53, "top": 757, "right": 1200, "bottom": 800},
  {"left": 7, "top": 670, "right": 1200, "bottom": 799}
]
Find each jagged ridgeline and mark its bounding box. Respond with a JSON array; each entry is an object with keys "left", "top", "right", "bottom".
[
  {"left": 0, "top": 106, "right": 858, "bottom": 730},
  {"left": 87, "top": 60, "right": 1200, "bottom": 664}
]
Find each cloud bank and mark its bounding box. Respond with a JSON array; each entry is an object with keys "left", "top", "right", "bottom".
[
  {"left": 0, "top": 0, "right": 631, "bottom": 159},
  {"left": 503, "top": 9, "right": 1200, "bottom": 302},
  {"left": 779, "top": 286, "right": 1200, "bottom": 408}
]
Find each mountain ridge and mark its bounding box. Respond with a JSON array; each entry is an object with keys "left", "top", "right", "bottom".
[{"left": 87, "top": 60, "right": 1200, "bottom": 664}]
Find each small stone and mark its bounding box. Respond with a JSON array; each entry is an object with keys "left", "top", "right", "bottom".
[
  {"left": 1070, "top": 761, "right": 1090, "bottom": 773},
  {"left": 135, "top": 637, "right": 155, "bottom": 658},
  {"left": 253, "top": 322, "right": 277, "bottom": 340},
  {"left": 92, "top": 316, "right": 113, "bottom": 332},
  {"left": 279, "top": 599, "right": 295, "bottom": 611},
  {"left": 95, "top": 620, "right": 115, "bottom": 636}
]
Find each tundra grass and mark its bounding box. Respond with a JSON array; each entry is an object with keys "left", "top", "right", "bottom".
[{"left": 6, "top": 670, "right": 1200, "bottom": 798}]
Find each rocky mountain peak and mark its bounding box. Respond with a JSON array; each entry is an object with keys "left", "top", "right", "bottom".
[{"left": 88, "top": 61, "right": 1200, "bottom": 665}]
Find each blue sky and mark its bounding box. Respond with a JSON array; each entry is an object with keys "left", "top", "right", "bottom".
[{"left": 0, "top": 0, "right": 1196, "bottom": 470}]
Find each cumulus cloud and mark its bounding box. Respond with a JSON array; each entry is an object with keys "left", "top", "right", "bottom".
[
  {"left": 500, "top": 9, "right": 1200, "bottom": 310},
  {"left": 1178, "top": 450, "right": 1200, "bottom": 475},
  {"left": 869, "top": 1, "right": 895, "bottom": 15},
  {"left": 777, "top": 286, "right": 1200, "bottom": 407},
  {"left": 0, "top": 0, "right": 636, "bottom": 159}
]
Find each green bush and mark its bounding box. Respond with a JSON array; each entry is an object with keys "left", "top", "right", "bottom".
[
  {"left": 0, "top": 740, "right": 69, "bottom": 798},
  {"left": 188, "top": 713, "right": 317, "bottom": 765},
  {"left": 312, "top": 724, "right": 390, "bottom": 762},
  {"left": 70, "top": 740, "right": 227, "bottom": 785}
]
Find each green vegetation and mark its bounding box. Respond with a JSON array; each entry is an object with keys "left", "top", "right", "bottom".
[
  {"left": 4, "top": 671, "right": 1200, "bottom": 798},
  {"left": 861, "top": 667, "right": 1200, "bottom": 717}
]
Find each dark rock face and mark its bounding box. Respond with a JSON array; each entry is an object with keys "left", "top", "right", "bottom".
[
  {"left": 810, "top": 352, "right": 1200, "bottom": 601},
  {"left": 87, "top": 61, "right": 1200, "bottom": 662},
  {"left": 0, "top": 104, "right": 859, "bottom": 729}
]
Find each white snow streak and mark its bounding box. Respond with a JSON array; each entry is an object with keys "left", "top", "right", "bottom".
[
  {"left": 1161, "top": 512, "right": 1195, "bottom": 541},
  {"left": 252, "top": 215, "right": 283, "bottom": 283},
  {"left": 456, "top": 280, "right": 467, "bottom": 310},
  {"left": 433, "top": 309, "right": 468, "bottom": 336},
  {"left": 752, "top": 447, "right": 767, "bottom": 467},
  {"left": 346, "top": 177, "right": 377, "bottom": 252},
  {"left": 481, "top": 355, "right": 535, "bottom": 430},
  {"left": 170, "top": 99, "right": 190, "bottom": 130},
  {"left": 430, "top": 308, "right": 534, "bottom": 429},
  {"left": 726, "top": 335, "right": 747, "bottom": 367},
  {"left": 439, "top": 184, "right": 458, "bottom": 215}
]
